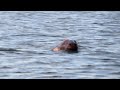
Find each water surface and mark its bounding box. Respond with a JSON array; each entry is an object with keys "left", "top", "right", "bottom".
[{"left": 0, "top": 11, "right": 120, "bottom": 79}]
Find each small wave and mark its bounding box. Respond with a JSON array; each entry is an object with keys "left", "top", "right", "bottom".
[
  {"left": 0, "top": 48, "right": 19, "bottom": 51},
  {"left": 0, "top": 48, "right": 20, "bottom": 54},
  {"left": 0, "top": 66, "right": 13, "bottom": 69},
  {"left": 11, "top": 33, "right": 39, "bottom": 37},
  {"left": 13, "top": 71, "right": 31, "bottom": 73},
  {"left": 111, "top": 71, "right": 120, "bottom": 75}
]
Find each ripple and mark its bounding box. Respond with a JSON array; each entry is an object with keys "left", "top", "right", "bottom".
[
  {"left": 35, "top": 75, "right": 63, "bottom": 79},
  {"left": 13, "top": 71, "right": 31, "bottom": 73},
  {"left": 0, "top": 66, "right": 13, "bottom": 69},
  {"left": 34, "top": 61, "right": 51, "bottom": 65},
  {"left": 110, "top": 71, "right": 120, "bottom": 75},
  {"left": 0, "top": 48, "right": 19, "bottom": 51},
  {"left": 41, "top": 71, "right": 57, "bottom": 74}
]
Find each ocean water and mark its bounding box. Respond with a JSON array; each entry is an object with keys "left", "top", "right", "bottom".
[{"left": 0, "top": 11, "right": 120, "bottom": 79}]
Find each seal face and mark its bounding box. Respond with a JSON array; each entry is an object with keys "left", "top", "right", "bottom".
[{"left": 52, "top": 39, "right": 78, "bottom": 52}]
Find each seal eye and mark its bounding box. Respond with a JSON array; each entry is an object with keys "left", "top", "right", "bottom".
[{"left": 69, "top": 43, "right": 72, "bottom": 45}]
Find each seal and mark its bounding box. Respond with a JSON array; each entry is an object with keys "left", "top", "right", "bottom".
[{"left": 52, "top": 39, "right": 78, "bottom": 52}]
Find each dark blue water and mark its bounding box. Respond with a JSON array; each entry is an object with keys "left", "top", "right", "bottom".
[{"left": 0, "top": 11, "right": 120, "bottom": 79}]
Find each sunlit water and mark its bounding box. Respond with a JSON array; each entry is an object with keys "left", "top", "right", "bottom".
[{"left": 0, "top": 11, "right": 120, "bottom": 79}]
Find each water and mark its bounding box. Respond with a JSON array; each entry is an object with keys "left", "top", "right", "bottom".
[{"left": 0, "top": 11, "right": 120, "bottom": 79}]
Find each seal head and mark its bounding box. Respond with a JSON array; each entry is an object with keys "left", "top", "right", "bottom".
[{"left": 52, "top": 39, "right": 78, "bottom": 52}]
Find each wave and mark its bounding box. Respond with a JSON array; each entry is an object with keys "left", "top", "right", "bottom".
[{"left": 0, "top": 47, "right": 19, "bottom": 52}]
